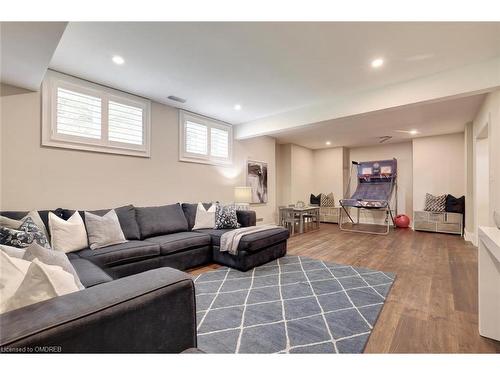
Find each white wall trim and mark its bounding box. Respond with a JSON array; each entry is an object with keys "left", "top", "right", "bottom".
[{"left": 464, "top": 229, "right": 477, "bottom": 246}]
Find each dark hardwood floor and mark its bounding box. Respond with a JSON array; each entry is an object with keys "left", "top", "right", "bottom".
[{"left": 189, "top": 223, "right": 500, "bottom": 353}]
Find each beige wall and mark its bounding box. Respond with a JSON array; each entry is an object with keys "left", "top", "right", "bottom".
[
  {"left": 276, "top": 144, "right": 314, "bottom": 205},
  {"left": 412, "top": 133, "right": 465, "bottom": 212},
  {"left": 470, "top": 89, "right": 500, "bottom": 243},
  {"left": 276, "top": 144, "right": 291, "bottom": 206},
  {"left": 348, "top": 142, "right": 413, "bottom": 224},
  {"left": 313, "top": 147, "right": 345, "bottom": 204},
  {"left": 0, "top": 89, "right": 277, "bottom": 224},
  {"left": 290, "top": 144, "right": 314, "bottom": 204}
]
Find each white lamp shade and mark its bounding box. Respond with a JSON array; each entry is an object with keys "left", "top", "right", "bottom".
[{"left": 234, "top": 186, "right": 252, "bottom": 204}]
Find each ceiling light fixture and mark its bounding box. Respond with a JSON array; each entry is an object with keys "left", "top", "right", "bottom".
[
  {"left": 326, "top": 141, "right": 331, "bottom": 146},
  {"left": 409, "top": 129, "right": 419, "bottom": 135},
  {"left": 234, "top": 104, "right": 242, "bottom": 111},
  {"left": 371, "top": 58, "right": 384, "bottom": 68},
  {"left": 112, "top": 55, "right": 125, "bottom": 65}
]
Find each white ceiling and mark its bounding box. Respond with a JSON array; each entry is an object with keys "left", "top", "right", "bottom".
[
  {"left": 273, "top": 94, "right": 486, "bottom": 149},
  {"left": 0, "top": 22, "right": 67, "bottom": 90},
  {"left": 49, "top": 22, "right": 500, "bottom": 125}
]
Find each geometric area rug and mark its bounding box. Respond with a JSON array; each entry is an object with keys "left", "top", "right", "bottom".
[{"left": 194, "top": 255, "right": 395, "bottom": 353}]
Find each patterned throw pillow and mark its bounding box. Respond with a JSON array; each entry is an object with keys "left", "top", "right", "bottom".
[
  {"left": 424, "top": 193, "right": 446, "bottom": 212},
  {"left": 321, "top": 192, "right": 335, "bottom": 207},
  {"left": 215, "top": 205, "right": 240, "bottom": 229},
  {"left": 0, "top": 217, "right": 51, "bottom": 249}
]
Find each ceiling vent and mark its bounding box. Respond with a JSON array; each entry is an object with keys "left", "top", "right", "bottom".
[
  {"left": 167, "top": 95, "right": 186, "bottom": 103},
  {"left": 378, "top": 136, "right": 392, "bottom": 144}
]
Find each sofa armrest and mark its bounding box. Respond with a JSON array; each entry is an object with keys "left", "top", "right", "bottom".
[
  {"left": 237, "top": 210, "right": 256, "bottom": 227},
  {"left": 0, "top": 267, "right": 196, "bottom": 353}
]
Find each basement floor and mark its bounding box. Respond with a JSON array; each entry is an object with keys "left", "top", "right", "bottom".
[{"left": 189, "top": 224, "right": 500, "bottom": 353}]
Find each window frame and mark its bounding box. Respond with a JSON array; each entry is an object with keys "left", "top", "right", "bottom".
[
  {"left": 179, "top": 110, "right": 233, "bottom": 165},
  {"left": 42, "top": 71, "right": 151, "bottom": 157}
]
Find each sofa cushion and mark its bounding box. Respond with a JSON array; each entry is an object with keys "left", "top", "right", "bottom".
[
  {"left": 76, "top": 241, "right": 160, "bottom": 267},
  {"left": 194, "top": 227, "right": 289, "bottom": 253},
  {"left": 136, "top": 204, "right": 188, "bottom": 238},
  {"left": 144, "top": 232, "right": 211, "bottom": 255},
  {"left": 181, "top": 203, "right": 213, "bottom": 231},
  {"left": 69, "top": 258, "right": 113, "bottom": 288},
  {"left": 62, "top": 205, "right": 141, "bottom": 240}
]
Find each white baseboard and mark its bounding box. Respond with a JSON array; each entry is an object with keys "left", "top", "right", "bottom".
[{"left": 464, "top": 230, "right": 477, "bottom": 246}]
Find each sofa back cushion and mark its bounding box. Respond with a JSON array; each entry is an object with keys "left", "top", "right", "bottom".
[
  {"left": 62, "top": 205, "right": 141, "bottom": 240},
  {"left": 136, "top": 204, "right": 188, "bottom": 238},
  {"left": 182, "top": 203, "right": 213, "bottom": 231}
]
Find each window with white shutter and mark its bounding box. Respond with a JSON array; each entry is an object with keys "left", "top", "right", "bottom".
[
  {"left": 210, "top": 127, "right": 229, "bottom": 158},
  {"left": 56, "top": 88, "right": 102, "bottom": 139},
  {"left": 108, "top": 101, "right": 144, "bottom": 145},
  {"left": 42, "top": 71, "right": 151, "bottom": 157},
  {"left": 179, "top": 110, "right": 232, "bottom": 165},
  {"left": 185, "top": 121, "right": 208, "bottom": 155}
]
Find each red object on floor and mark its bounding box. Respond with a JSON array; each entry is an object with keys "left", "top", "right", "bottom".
[{"left": 395, "top": 214, "right": 410, "bottom": 228}]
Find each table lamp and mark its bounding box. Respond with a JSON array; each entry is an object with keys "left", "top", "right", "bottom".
[{"left": 234, "top": 186, "right": 252, "bottom": 210}]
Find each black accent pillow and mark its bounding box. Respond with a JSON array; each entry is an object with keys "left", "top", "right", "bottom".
[
  {"left": 445, "top": 195, "right": 465, "bottom": 214},
  {"left": 215, "top": 205, "right": 240, "bottom": 229},
  {"left": 135, "top": 204, "right": 189, "bottom": 239},
  {"left": 0, "top": 217, "right": 51, "bottom": 249},
  {"left": 310, "top": 194, "right": 322, "bottom": 205}
]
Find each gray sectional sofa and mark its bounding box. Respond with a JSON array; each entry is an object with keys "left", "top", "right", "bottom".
[{"left": 0, "top": 203, "right": 289, "bottom": 353}]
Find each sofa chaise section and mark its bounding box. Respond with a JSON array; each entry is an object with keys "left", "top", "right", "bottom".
[
  {"left": 0, "top": 267, "right": 197, "bottom": 353},
  {"left": 194, "top": 226, "right": 290, "bottom": 271}
]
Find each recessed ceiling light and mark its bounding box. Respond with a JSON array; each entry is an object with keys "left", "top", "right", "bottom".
[
  {"left": 234, "top": 104, "right": 242, "bottom": 111},
  {"left": 112, "top": 55, "right": 125, "bottom": 65},
  {"left": 371, "top": 58, "right": 384, "bottom": 68},
  {"left": 409, "top": 129, "right": 419, "bottom": 135},
  {"left": 326, "top": 141, "right": 331, "bottom": 146}
]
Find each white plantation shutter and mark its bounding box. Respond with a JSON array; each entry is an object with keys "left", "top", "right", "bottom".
[
  {"left": 43, "top": 71, "right": 151, "bottom": 157},
  {"left": 210, "top": 127, "right": 229, "bottom": 158},
  {"left": 56, "top": 88, "right": 101, "bottom": 139},
  {"left": 185, "top": 121, "right": 208, "bottom": 155},
  {"left": 179, "top": 111, "right": 233, "bottom": 164},
  {"left": 108, "top": 101, "right": 144, "bottom": 145}
]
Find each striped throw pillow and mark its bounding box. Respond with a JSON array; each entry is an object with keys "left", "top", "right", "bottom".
[
  {"left": 424, "top": 193, "right": 446, "bottom": 212},
  {"left": 321, "top": 193, "right": 335, "bottom": 207}
]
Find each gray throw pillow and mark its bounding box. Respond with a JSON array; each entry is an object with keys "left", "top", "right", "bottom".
[
  {"left": 61, "top": 205, "right": 141, "bottom": 240},
  {"left": 84, "top": 210, "right": 127, "bottom": 250},
  {"left": 22, "top": 242, "right": 85, "bottom": 290},
  {"left": 135, "top": 204, "right": 189, "bottom": 238}
]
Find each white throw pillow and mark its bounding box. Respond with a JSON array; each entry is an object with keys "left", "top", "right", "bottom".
[
  {"left": 2, "top": 257, "right": 80, "bottom": 314},
  {"left": 84, "top": 209, "right": 127, "bottom": 250},
  {"left": 192, "top": 203, "right": 216, "bottom": 230},
  {"left": 49, "top": 211, "right": 88, "bottom": 253},
  {"left": 0, "top": 244, "right": 27, "bottom": 259},
  {"left": 0, "top": 250, "right": 31, "bottom": 313}
]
